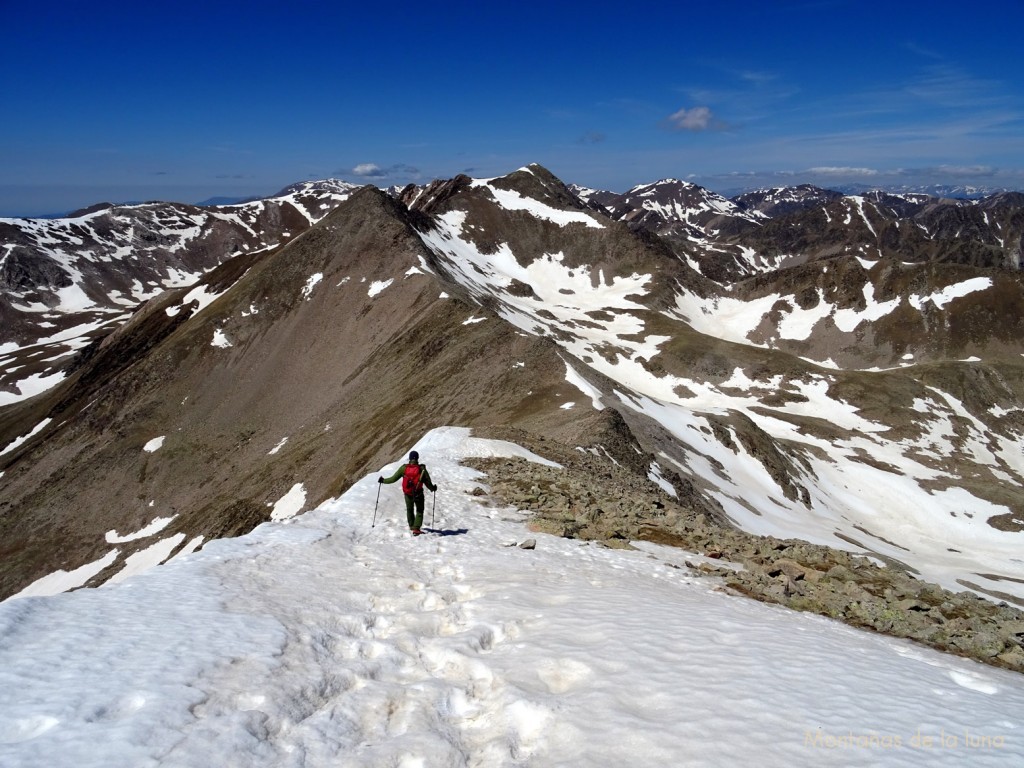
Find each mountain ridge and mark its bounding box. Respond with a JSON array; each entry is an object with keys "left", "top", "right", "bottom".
[{"left": 3, "top": 164, "right": 1024, "bottom": 653}]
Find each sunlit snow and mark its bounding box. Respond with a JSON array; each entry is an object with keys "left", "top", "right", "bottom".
[
  {"left": 0, "top": 418, "right": 52, "bottom": 455},
  {"left": 470, "top": 179, "right": 603, "bottom": 229},
  {"left": 143, "top": 436, "right": 166, "bottom": 453},
  {"left": 8, "top": 550, "right": 120, "bottom": 601},
  {"left": 106, "top": 516, "right": 176, "bottom": 544},
  {"left": 211, "top": 329, "right": 232, "bottom": 348},
  {"left": 108, "top": 534, "right": 187, "bottom": 584},
  {"left": 563, "top": 360, "right": 604, "bottom": 409},
  {"left": 676, "top": 275, "right": 996, "bottom": 351},
  {"left": 270, "top": 483, "right": 307, "bottom": 521},
  {"left": 301, "top": 273, "right": 323, "bottom": 300},
  {"left": 910, "top": 277, "right": 992, "bottom": 310},
  {"left": 0, "top": 372, "right": 68, "bottom": 407},
  {"left": 1, "top": 428, "right": 1022, "bottom": 766}
]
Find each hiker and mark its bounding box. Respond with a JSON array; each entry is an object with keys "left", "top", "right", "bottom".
[{"left": 378, "top": 450, "right": 438, "bottom": 535}]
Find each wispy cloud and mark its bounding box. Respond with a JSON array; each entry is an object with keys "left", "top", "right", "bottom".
[
  {"left": 807, "top": 166, "right": 879, "bottom": 177},
  {"left": 903, "top": 65, "right": 1009, "bottom": 110},
  {"left": 665, "top": 106, "right": 724, "bottom": 131},
  {"left": 689, "top": 163, "right": 1020, "bottom": 194},
  {"left": 903, "top": 40, "right": 943, "bottom": 61},
  {"left": 737, "top": 69, "right": 781, "bottom": 86},
  {"left": 671, "top": 67, "right": 797, "bottom": 130}
]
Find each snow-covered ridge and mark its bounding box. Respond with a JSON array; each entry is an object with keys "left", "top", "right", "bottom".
[
  {"left": 0, "top": 180, "right": 360, "bottom": 404},
  {"left": 2, "top": 427, "right": 1022, "bottom": 766},
  {"left": 621, "top": 178, "right": 765, "bottom": 225}
]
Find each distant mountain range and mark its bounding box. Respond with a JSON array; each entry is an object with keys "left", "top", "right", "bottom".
[
  {"left": 12, "top": 180, "right": 1013, "bottom": 221},
  {"left": 708, "top": 182, "right": 1015, "bottom": 201},
  {"left": 2, "top": 165, "right": 1024, "bottom": 650}
]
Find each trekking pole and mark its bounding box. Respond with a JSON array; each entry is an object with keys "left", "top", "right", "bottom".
[
  {"left": 432, "top": 489, "right": 437, "bottom": 528},
  {"left": 372, "top": 482, "right": 382, "bottom": 528}
]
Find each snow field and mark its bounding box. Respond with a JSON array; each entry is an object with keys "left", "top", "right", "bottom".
[
  {"left": 2, "top": 428, "right": 1024, "bottom": 767},
  {"left": 673, "top": 275, "right": 993, "bottom": 351},
  {"left": 624, "top": 388, "right": 1024, "bottom": 597},
  {"left": 416, "top": 197, "right": 1024, "bottom": 598}
]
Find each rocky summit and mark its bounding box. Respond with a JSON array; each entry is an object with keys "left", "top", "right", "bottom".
[{"left": 3, "top": 164, "right": 1024, "bottom": 671}]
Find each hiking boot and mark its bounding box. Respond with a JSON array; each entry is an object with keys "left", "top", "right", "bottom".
[{"left": 412, "top": 529, "right": 423, "bottom": 536}]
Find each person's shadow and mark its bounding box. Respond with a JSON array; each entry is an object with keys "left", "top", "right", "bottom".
[{"left": 425, "top": 528, "right": 469, "bottom": 536}]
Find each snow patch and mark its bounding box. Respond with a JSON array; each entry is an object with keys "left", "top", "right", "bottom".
[
  {"left": 0, "top": 372, "right": 68, "bottom": 407},
  {"left": 108, "top": 534, "right": 187, "bottom": 585},
  {"left": 106, "top": 516, "right": 177, "bottom": 544},
  {"left": 564, "top": 361, "right": 604, "bottom": 409},
  {"left": 648, "top": 461, "right": 677, "bottom": 497},
  {"left": 470, "top": 180, "right": 603, "bottom": 229},
  {"left": 143, "top": 436, "right": 166, "bottom": 453},
  {"left": 910, "top": 277, "right": 992, "bottom": 310},
  {"left": 211, "top": 329, "right": 232, "bottom": 348},
  {"left": 174, "top": 283, "right": 227, "bottom": 317},
  {"left": 270, "top": 483, "right": 307, "bottom": 521},
  {"left": 0, "top": 418, "right": 52, "bottom": 455},
  {"left": 301, "top": 273, "right": 323, "bottom": 300},
  {"left": 7, "top": 549, "right": 119, "bottom": 600}
]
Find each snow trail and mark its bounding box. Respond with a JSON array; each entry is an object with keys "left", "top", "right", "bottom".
[{"left": 2, "top": 427, "right": 1024, "bottom": 766}]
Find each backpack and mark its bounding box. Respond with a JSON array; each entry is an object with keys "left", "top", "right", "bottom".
[{"left": 402, "top": 463, "right": 424, "bottom": 495}]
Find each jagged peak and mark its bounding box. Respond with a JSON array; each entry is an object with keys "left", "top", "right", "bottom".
[
  {"left": 626, "top": 178, "right": 700, "bottom": 195},
  {"left": 465, "top": 165, "right": 595, "bottom": 223}
]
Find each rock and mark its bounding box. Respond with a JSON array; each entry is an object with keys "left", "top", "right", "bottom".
[
  {"left": 826, "top": 564, "right": 856, "bottom": 582},
  {"left": 519, "top": 539, "right": 537, "bottom": 550},
  {"left": 768, "top": 558, "right": 806, "bottom": 581},
  {"left": 997, "top": 646, "right": 1024, "bottom": 669},
  {"left": 802, "top": 567, "right": 825, "bottom": 584},
  {"left": 896, "top": 598, "right": 927, "bottom": 612}
]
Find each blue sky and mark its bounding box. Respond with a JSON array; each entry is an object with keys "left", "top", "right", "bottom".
[{"left": 3, "top": 0, "right": 1023, "bottom": 216}]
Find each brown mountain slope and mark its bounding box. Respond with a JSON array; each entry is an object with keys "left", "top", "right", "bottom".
[{"left": 0, "top": 188, "right": 601, "bottom": 599}]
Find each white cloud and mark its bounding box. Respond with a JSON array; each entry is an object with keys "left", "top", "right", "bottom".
[
  {"left": 345, "top": 162, "right": 421, "bottom": 180},
  {"left": 667, "top": 106, "right": 714, "bottom": 131},
  {"left": 352, "top": 163, "right": 384, "bottom": 177}
]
